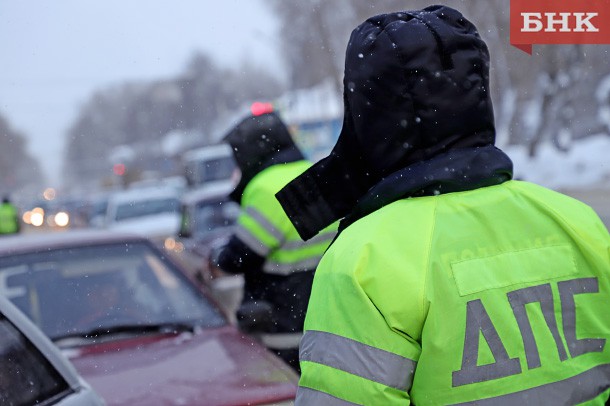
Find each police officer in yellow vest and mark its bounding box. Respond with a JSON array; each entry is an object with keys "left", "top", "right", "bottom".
[
  {"left": 276, "top": 5, "right": 610, "bottom": 404},
  {"left": 0, "top": 196, "right": 20, "bottom": 235},
  {"left": 215, "top": 109, "right": 336, "bottom": 372}
]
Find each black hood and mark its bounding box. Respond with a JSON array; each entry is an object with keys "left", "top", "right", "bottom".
[
  {"left": 223, "top": 112, "right": 304, "bottom": 203},
  {"left": 276, "top": 5, "right": 497, "bottom": 240}
]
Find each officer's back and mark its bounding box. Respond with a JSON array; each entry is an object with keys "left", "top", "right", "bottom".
[{"left": 275, "top": 5, "right": 610, "bottom": 405}]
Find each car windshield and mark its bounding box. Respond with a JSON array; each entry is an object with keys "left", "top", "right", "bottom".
[
  {"left": 0, "top": 241, "right": 225, "bottom": 342},
  {"left": 190, "top": 199, "right": 239, "bottom": 238},
  {"left": 202, "top": 156, "right": 235, "bottom": 183},
  {"left": 114, "top": 197, "right": 180, "bottom": 221},
  {"left": 191, "top": 156, "right": 236, "bottom": 184}
]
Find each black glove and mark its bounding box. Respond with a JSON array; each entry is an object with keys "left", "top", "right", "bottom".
[{"left": 236, "top": 300, "right": 274, "bottom": 333}]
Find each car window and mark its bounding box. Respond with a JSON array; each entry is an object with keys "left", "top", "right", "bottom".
[
  {"left": 186, "top": 155, "right": 236, "bottom": 187},
  {"left": 0, "top": 313, "right": 71, "bottom": 405},
  {"left": 199, "top": 156, "right": 236, "bottom": 183},
  {"left": 0, "top": 241, "right": 226, "bottom": 340},
  {"left": 190, "top": 199, "right": 239, "bottom": 237}
]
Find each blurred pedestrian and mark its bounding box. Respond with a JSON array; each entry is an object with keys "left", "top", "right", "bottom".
[
  {"left": 0, "top": 196, "right": 20, "bottom": 235},
  {"left": 276, "top": 5, "right": 610, "bottom": 404},
  {"left": 214, "top": 108, "right": 337, "bottom": 372}
]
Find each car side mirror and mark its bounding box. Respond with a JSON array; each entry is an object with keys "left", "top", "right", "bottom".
[{"left": 236, "top": 300, "right": 274, "bottom": 333}]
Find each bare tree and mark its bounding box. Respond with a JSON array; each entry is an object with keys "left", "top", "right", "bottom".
[
  {"left": 267, "top": 0, "right": 610, "bottom": 158},
  {"left": 0, "top": 112, "right": 43, "bottom": 193},
  {"left": 62, "top": 50, "right": 284, "bottom": 189},
  {"left": 526, "top": 46, "right": 586, "bottom": 156}
]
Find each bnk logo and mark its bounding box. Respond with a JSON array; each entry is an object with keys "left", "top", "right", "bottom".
[
  {"left": 521, "top": 12, "right": 599, "bottom": 32},
  {"left": 510, "top": 0, "right": 610, "bottom": 54}
]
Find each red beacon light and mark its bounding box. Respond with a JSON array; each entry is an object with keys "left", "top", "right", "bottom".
[
  {"left": 113, "top": 163, "right": 126, "bottom": 176},
  {"left": 250, "top": 102, "right": 274, "bottom": 117}
]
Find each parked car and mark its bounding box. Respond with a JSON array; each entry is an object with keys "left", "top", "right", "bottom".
[
  {"left": 165, "top": 181, "right": 244, "bottom": 320},
  {"left": 87, "top": 192, "right": 111, "bottom": 229},
  {"left": 182, "top": 143, "right": 236, "bottom": 190},
  {"left": 0, "top": 230, "right": 298, "bottom": 406},
  {"left": 0, "top": 292, "right": 104, "bottom": 405},
  {"left": 103, "top": 187, "right": 182, "bottom": 243}
]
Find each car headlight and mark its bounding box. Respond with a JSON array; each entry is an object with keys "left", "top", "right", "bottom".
[
  {"left": 164, "top": 237, "right": 184, "bottom": 253},
  {"left": 54, "top": 211, "right": 70, "bottom": 227}
]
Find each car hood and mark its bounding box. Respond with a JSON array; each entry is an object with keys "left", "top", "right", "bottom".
[{"left": 65, "top": 326, "right": 298, "bottom": 406}]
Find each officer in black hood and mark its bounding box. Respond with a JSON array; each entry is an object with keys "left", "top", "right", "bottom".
[
  {"left": 277, "top": 6, "right": 610, "bottom": 405},
  {"left": 215, "top": 109, "right": 337, "bottom": 372},
  {"left": 225, "top": 111, "right": 304, "bottom": 204}
]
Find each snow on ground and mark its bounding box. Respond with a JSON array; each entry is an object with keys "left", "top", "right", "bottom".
[{"left": 504, "top": 134, "right": 610, "bottom": 190}]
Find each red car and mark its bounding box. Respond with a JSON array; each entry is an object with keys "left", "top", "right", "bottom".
[{"left": 0, "top": 230, "right": 298, "bottom": 405}]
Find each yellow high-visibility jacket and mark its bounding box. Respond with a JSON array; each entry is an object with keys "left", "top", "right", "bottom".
[
  {"left": 224, "top": 160, "right": 337, "bottom": 350},
  {"left": 298, "top": 180, "right": 610, "bottom": 405},
  {"left": 237, "top": 160, "right": 337, "bottom": 276}
]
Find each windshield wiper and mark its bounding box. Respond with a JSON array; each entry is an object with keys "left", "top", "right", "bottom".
[{"left": 52, "top": 322, "right": 197, "bottom": 343}]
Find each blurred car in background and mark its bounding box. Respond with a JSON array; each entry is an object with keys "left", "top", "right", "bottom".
[
  {"left": 165, "top": 181, "right": 244, "bottom": 320},
  {"left": 182, "top": 143, "right": 236, "bottom": 190},
  {"left": 0, "top": 292, "right": 104, "bottom": 405},
  {"left": 21, "top": 198, "right": 71, "bottom": 230},
  {"left": 103, "top": 187, "right": 182, "bottom": 244},
  {"left": 128, "top": 175, "right": 188, "bottom": 196},
  {"left": 169, "top": 181, "right": 238, "bottom": 279},
  {"left": 87, "top": 192, "right": 111, "bottom": 229},
  {"left": 0, "top": 230, "right": 298, "bottom": 406},
  {"left": 50, "top": 196, "right": 92, "bottom": 229},
  {"left": 22, "top": 195, "right": 98, "bottom": 231}
]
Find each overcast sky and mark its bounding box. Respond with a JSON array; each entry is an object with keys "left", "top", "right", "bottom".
[{"left": 0, "top": 0, "right": 284, "bottom": 186}]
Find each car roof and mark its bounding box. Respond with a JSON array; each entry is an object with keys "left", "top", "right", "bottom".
[
  {"left": 182, "top": 143, "right": 232, "bottom": 162},
  {"left": 0, "top": 229, "right": 149, "bottom": 256},
  {"left": 107, "top": 187, "right": 180, "bottom": 204},
  {"left": 181, "top": 180, "right": 235, "bottom": 205}
]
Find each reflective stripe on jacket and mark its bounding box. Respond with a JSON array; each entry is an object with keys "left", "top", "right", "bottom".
[
  {"left": 297, "top": 180, "right": 610, "bottom": 405},
  {"left": 237, "top": 160, "right": 337, "bottom": 275}
]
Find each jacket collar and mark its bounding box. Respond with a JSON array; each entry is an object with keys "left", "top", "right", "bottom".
[{"left": 337, "top": 145, "right": 513, "bottom": 235}]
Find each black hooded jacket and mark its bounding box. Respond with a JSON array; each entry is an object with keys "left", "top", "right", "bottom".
[
  {"left": 218, "top": 111, "right": 305, "bottom": 275},
  {"left": 216, "top": 112, "right": 312, "bottom": 334},
  {"left": 276, "top": 5, "right": 513, "bottom": 241}
]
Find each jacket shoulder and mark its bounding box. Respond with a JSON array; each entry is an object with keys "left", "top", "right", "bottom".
[
  {"left": 324, "top": 198, "right": 437, "bottom": 337},
  {"left": 507, "top": 181, "right": 607, "bottom": 233}
]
